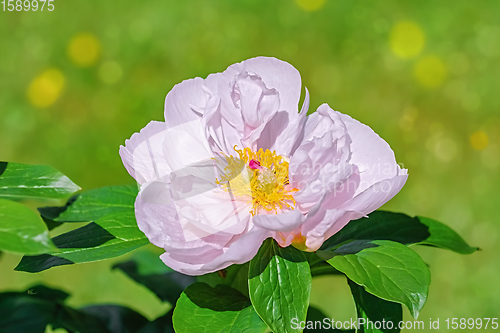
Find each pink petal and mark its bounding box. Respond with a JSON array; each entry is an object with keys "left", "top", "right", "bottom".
[
  {"left": 162, "top": 120, "right": 213, "bottom": 171},
  {"left": 337, "top": 112, "right": 400, "bottom": 196},
  {"left": 119, "top": 121, "right": 170, "bottom": 184},
  {"left": 135, "top": 181, "right": 236, "bottom": 252},
  {"left": 160, "top": 226, "right": 271, "bottom": 276},
  {"left": 253, "top": 209, "right": 305, "bottom": 232},
  {"left": 164, "top": 77, "right": 206, "bottom": 128},
  {"left": 302, "top": 170, "right": 409, "bottom": 251},
  {"left": 241, "top": 57, "right": 302, "bottom": 115}
]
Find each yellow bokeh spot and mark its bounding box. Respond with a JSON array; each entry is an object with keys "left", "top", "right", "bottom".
[
  {"left": 67, "top": 33, "right": 101, "bottom": 67},
  {"left": 295, "top": 0, "right": 326, "bottom": 12},
  {"left": 413, "top": 56, "right": 447, "bottom": 88},
  {"left": 470, "top": 131, "right": 489, "bottom": 150},
  {"left": 390, "top": 21, "right": 425, "bottom": 59},
  {"left": 27, "top": 69, "right": 65, "bottom": 108}
]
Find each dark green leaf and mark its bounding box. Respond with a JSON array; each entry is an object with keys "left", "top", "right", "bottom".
[
  {"left": 321, "top": 211, "right": 477, "bottom": 254},
  {"left": 0, "top": 161, "right": 7, "bottom": 176},
  {"left": 304, "top": 306, "right": 355, "bottom": 332},
  {"left": 25, "top": 284, "right": 70, "bottom": 302},
  {"left": 325, "top": 240, "right": 430, "bottom": 319},
  {"left": 114, "top": 254, "right": 195, "bottom": 304},
  {"left": 0, "top": 198, "right": 57, "bottom": 255},
  {"left": 348, "top": 279, "right": 402, "bottom": 333},
  {"left": 197, "top": 263, "right": 250, "bottom": 297},
  {"left": 137, "top": 309, "right": 174, "bottom": 333},
  {"left": 79, "top": 305, "right": 149, "bottom": 333},
  {"left": 39, "top": 184, "right": 138, "bottom": 222},
  {"left": 0, "top": 162, "right": 80, "bottom": 200},
  {"left": 15, "top": 254, "right": 75, "bottom": 273},
  {"left": 0, "top": 293, "right": 58, "bottom": 333},
  {"left": 416, "top": 216, "right": 478, "bottom": 254},
  {"left": 248, "top": 238, "right": 311, "bottom": 333},
  {"left": 173, "top": 283, "right": 267, "bottom": 333},
  {"left": 42, "top": 216, "right": 64, "bottom": 231},
  {"left": 310, "top": 261, "right": 343, "bottom": 277},
  {"left": 0, "top": 285, "right": 151, "bottom": 333},
  {"left": 15, "top": 212, "right": 148, "bottom": 272},
  {"left": 0, "top": 290, "right": 109, "bottom": 333},
  {"left": 51, "top": 305, "right": 111, "bottom": 333}
]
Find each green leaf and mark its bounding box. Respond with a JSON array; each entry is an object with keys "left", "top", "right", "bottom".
[
  {"left": 304, "top": 306, "right": 355, "bottom": 332},
  {"left": 15, "top": 211, "right": 149, "bottom": 272},
  {"left": 0, "top": 286, "right": 149, "bottom": 333},
  {"left": 79, "top": 305, "right": 149, "bottom": 333},
  {"left": 321, "top": 211, "right": 477, "bottom": 254},
  {"left": 197, "top": 263, "right": 250, "bottom": 297},
  {"left": 348, "top": 279, "right": 402, "bottom": 333},
  {"left": 173, "top": 283, "right": 267, "bottom": 333},
  {"left": 137, "top": 309, "right": 174, "bottom": 333},
  {"left": 25, "top": 285, "right": 70, "bottom": 303},
  {"left": 0, "top": 289, "right": 109, "bottom": 333},
  {"left": 114, "top": 252, "right": 196, "bottom": 304},
  {"left": 0, "top": 162, "right": 80, "bottom": 200},
  {"left": 310, "top": 261, "right": 343, "bottom": 277},
  {"left": 39, "top": 184, "right": 138, "bottom": 222},
  {"left": 325, "top": 240, "right": 430, "bottom": 319},
  {"left": 248, "top": 238, "right": 311, "bottom": 333},
  {"left": 0, "top": 292, "right": 59, "bottom": 333},
  {"left": 0, "top": 198, "right": 57, "bottom": 255},
  {"left": 416, "top": 216, "right": 478, "bottom": 254}
]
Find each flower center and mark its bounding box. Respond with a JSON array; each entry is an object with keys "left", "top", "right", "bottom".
[{"left": 216, "top": 146, "right": 298, "bottom": 216}]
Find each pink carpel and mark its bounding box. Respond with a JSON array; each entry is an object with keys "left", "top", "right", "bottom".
[{"left": 249, "top": 159, "right": 263, "bottom": 170}]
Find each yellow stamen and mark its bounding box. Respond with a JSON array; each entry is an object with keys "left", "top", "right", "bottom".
[{"left": 216, "top": 146, "right": 298, "bottom": 215}]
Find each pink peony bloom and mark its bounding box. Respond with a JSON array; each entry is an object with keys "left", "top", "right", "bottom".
[{"left": 120, "top": 57, "right": 408, "bottom": 275}]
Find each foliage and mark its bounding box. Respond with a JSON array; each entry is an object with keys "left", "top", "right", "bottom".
[{"left": 0, "top": 162, "right": 477, "bottom": 332}]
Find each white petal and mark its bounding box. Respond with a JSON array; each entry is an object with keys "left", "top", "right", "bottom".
[
  {"left": 164, "top": 77, "right": 206, "bottom": 128},
  {"left": 302, "top": 171, "right": 408, "bottom": 251},
  {"left": 253, "top": 210, "right": 305, "bottom": 232},
  {"left": 160, "top": 226, "right": 271, "bottom": 276},
  {"left": 338, "top": 111, "right": 400, "bottom": 195},
  {"left": 119, "top": 121, "right": 171, "bottom": 184},
  {"left": 241, "top": 57, "right": 302, "bottom": 115},
  {"left": 163, "top": 119, "right": 213, "bottom": 171}
]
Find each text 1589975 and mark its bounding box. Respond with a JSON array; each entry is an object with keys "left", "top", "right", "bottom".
[{"left": 2, "top": 0, "right": 54, "bottom": 11}]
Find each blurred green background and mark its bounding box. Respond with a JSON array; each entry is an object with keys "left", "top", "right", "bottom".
[{"left": 1, "top": 0, "right": 499, "bottom": 331}]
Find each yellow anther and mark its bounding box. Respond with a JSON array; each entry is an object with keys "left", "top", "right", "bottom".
[{"left": 216, "top": 146, "right": 298, "bottom": 215}]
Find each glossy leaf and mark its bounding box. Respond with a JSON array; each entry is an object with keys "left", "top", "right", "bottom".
[
  {"left": 173, "top": 283, "right": 267, "bottom": 333},
  {"left": 0, "top": 162, "right": 80, "bottom": 200},
  {"left": 0, "top": 198, "right": 57, "bottom": 255},
  {"left": 39, "top": 184, "right": 138, "bottom": 222},
  {"left": 348, "top": 279, "right": 402, "bottom": 333},
  {"left": 416, "top": 216, "right": 478, "bottom": 254},
  {"left": 325, "top": 240, "right": 430, "bottom": 319},
  {"left": 321, "top": 211, "right": 477, "bottom": 254},
  {"left": 248, "top": 238, "right": 311, "bottom": 333},
  {"left": 15, "top": 211, "right": 148, "bottom": 272},
  {"left": 114, "top": 251, "right": 195, "bottom": 304}
]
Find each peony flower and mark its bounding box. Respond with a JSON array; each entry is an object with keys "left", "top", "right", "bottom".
[{"left": 120, "top": 57, "right": 408, "bottom": 275}]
